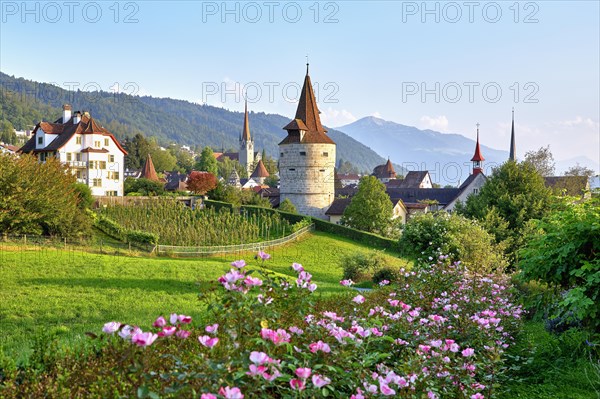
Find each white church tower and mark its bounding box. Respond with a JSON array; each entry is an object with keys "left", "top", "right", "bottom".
[
  {"left": 239, "top": 100, "right": 254, "bottom": 176},
  {"left": 279, "top": 65, "right": 336, "bottom": 219}
]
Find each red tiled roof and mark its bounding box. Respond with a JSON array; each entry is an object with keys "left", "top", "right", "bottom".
[
  {"left": 140, "top": 153, "right": 160, "bottom": 182},
  {"left": 250, "top": 159, "right": 270, "bottom": 178},
  {"left": 20, "top": 113, "right": 128, "bottom": 155},
  {"left": 280, "top": 68, "right": 335, "bottom": 145}
]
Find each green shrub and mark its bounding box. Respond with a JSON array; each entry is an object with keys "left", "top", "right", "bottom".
[
  {"left": 519, "top": 198, "right": 600, "bottom": 331},
  {"left": 372, "top": 267, "right": 398, "bottom": 284},
  {"left": 341, "top": 250, "right": 389, "bottom": 282},
  {"left": 400, "top": 211, "right": 507, "bottom": 273}
]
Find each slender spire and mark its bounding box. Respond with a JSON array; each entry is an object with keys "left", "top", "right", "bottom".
[
  {"left": 509, "top": 108, "right": 516, "bottom": 161},
  {"left": 241, "top": 99, "right": 251, "bottom": 142},
  {"left": 471, "top": 123, "right": 485, "bottom": 175}
]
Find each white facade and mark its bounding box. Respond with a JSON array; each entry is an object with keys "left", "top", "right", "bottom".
[
  {"left": 445, "top": 173, "right": 487, "bottom": 212},
  {"left": 29, "top": 117, "right": 126, "bottom": 196}
]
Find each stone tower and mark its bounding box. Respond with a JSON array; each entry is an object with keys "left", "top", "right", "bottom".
[
  {"left": 279, "top": 65, "right": 336, "bottom": 219},
  {"left": 239, "top": 100, "right": 254, "bottom": 175}
]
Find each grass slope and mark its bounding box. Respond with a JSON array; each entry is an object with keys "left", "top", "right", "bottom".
[{"left": 0, "top": 232, "right": 407, "bottom": 363}]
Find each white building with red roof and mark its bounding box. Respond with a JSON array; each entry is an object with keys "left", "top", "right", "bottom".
[{"left": 20, "top": 104, "right": 127, "bottom": 196}]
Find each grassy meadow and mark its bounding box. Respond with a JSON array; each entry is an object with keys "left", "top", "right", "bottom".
[{"left": 0, "top": 231, "right": 408, "bottom": 363}]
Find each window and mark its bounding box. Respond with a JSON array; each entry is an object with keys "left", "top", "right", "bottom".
[
  {"left": 108, "top": 155, "right": 115, "bottom": 163},
  {"left": 99, "top": 161, "right": 107, "bottom": 169},
  {"left": 473, "top": 189, "right": 479, "bottom": 194},
  {"left": 280, "top": 153, "right": 284, "bottom": 157},
  {"left": 107, "top": 171, "right": 120, "bottom": 180},
  {"left": 289, "top": 168, "right": 296, "bottom": 171},
  {"left": 66, "top": 153, "right": 72, "bottom": 161},
  {"left": 322, "top": 152, "right": 328, "bottom": 157},
  {"left": 37, "top": 136, "right": 43, "bottom": 145},
  {"left": 75, "top": 153, "right": 81, "bottom": 161},
  {"left": 92, "top": 178, "right": 102, "bottom": 187},
  {"left": 299, "top": 151, "right": 306, "bottom": 156},
  {"left": 76, "top": 136, "right": 82, "bottom": 145},
  {"left": 76, "top": 171, "right": 82, "bottom": 179},
  {"left": 104, "top": 138, "right": 109, "bottom": 146},
  {"left": 95, "top": 141, "right": 101, "bottom": 148},
  {"left": 105, "top": 191, "right": 117, "bottom": 197},
  {"left": 320, "top": 169, "right": 326, "bottom": 172}
]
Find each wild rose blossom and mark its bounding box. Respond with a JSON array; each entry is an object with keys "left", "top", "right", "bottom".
[
  {"left": 131, "top": 332, "right": 158, "bottom": 347},
  {"left": 152, "top": 316, "right": 166, "bottom": 328},
  {"left": 198, "top": 335, "right": 219, "bottom": 348},
  {"left": 158, "top": 326, "right": 177, "bottom": 337},
  {"left": 295, "top": 367, "right": 312, "bottom": 379},
  {"left": 340, "top": 279, "right": 355, "bottom": 286},
  {"left": 231, "top": 260, "right": 246, "bottom": 269},
  {"left": 257, "top": 250, "right": 271, "bottom": 260},
  {"left": 176, "top": 329, "right": 190, "bottom": 339},
  {"left": 353, "top": 295, "right": 365, "bottom": 304},
  {"left": 309, "top": 340, "right": 331, "bottom": 353},
  {"left": 292, "top": 263, "right": 304, "bottom": 272},
  {"left": 218, "top": 386, "right": 244, "bottom": 399},
  {"left": 102, "top": 321, "right": 121, "bottom": 334},
  {"left": 289, "top": 379, "right": 305, "bottom": 390},
  {"left": 312, "top": 374, "right": 331, "bottom": 388}
]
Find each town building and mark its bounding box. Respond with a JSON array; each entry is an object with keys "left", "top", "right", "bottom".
[{"left": 20, "top": 104, "right": 127, "bottom": 196}]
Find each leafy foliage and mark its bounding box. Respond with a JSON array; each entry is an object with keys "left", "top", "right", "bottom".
[
  {"left": 459, "top": 160, "right": 554, "bottom": 265},
  {"left": 195, "top": 146, "right": 219, "bottom": 175},
  {"left": 340, "top": 250, "right": 390, "bottom": 282},
  {"left": 0, "top": 153, "right": 90, "bottom": 236},
  {"left": 124, "top": 177, "right": 165, "bottom": 196},
  {"left": 523, "top": 145, "right": 555, "bottom": 177},
  {"left": 342, "top": 176, "right": 395, "bottom": 237},
  {"left": 186, "top": 171, "right": 217, "bottom": 195},
  {"left": 278, "top": 198, "right": 297, "bottom": 214},
  {"left": 519, "top": 198, "right": 600, "bottom": 331},
  {"left": 400, "top": 212, "right": 507, "bottom": 273}
]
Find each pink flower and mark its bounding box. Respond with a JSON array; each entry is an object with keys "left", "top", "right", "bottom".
[
  {"left": 200, "top": 394, "right": 217, "bottom": 399},
  {"left": 309, "top": 340, "right": 331, "bottom": 353},
  {"left": 249, "top": 351, "right": 269, "bottom": 365},
  {"left": 102, "top": 321, "right": 121, "bottom": 334},
  {"left": 231, "top": 260, "right": 246, "bottom": 269},
  {"left": 158, "top": 326, "right": 177, "bottom": 337},
  {"left": 353, "top": 295, "right": 365, "bottom": 304},
  {"left": 289, "top": 326, "right": 304, "bottom": 335},
  {"left": 261, "top": 328, "right": 291, "bottom": 345},
  {"left": 292, "top": 263, "right": 304, "bottom": 272},
  {"left": 170, "top": 313, "right": 179, "bottom": 324},
  {"left": 118, "top": 325, "right": 140, "bottom": 339},
  {"left": 257, "top": 250, "right": 271, "bottom": 260},
  {"left": 131, "top": 332, "right": 158, "bottom": 347},
  {"left": 430, "top": 339, "right": 443, "bottom": 348},
  {"left": 244, "top": 276, "right": 263, "bottom": 287},
  {"left": 152, "top": 316, "right": 166, "bottom": 328},
  {"left": 428, "top": 391, "right": 439, "bottom": 399},
  {"left": 198, "top": 335, "right": 219, "bottom": 348},
  {"left": 175, "top": 330, "right": 190, "bottom": 339},
  {"left": 295, "top": 367, "right": 312, "bottom": 379},
  {"left": 449, "top": 343, "right": 460, "bottom": 352},
  {"left": 222, "top": 270, "right": 244, "bottom": 284},
  {"left": 308, "top": 283, "right": 318, "bottom": 292},
  {"left": 178, "top": 315, "right": 192, "bottom": 324},
  {"left": 289, "top": 379, "right": 306, "bottom": 390},
  {"left": 247, "top": 364, "right": 267, "bottom": 376},
  {"left": 312, "top": 374, "right": 331, "bottom": 388},
  {"left": 205, "top": 323, "right": 219, "bottom": 334},
  {"left": 218, "top": 386, "right": 244, "bottom": 399},
  {"left": 379, "top": 381, "right": 396, "bottom": 396},
  {"left": 379, "top": 279, "right": 390, "bottom": 286},
  {"left": 471, "top": 394, "right": 485, "bottom": 399},
  {"left": 462, "top": 348, "right": 475, "bottom": 357},
  {"left": 340, "top": 279, "right": 355, "bottom": 286}
]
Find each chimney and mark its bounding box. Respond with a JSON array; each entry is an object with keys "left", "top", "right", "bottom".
[
  {"left": 62, "top": 104, "right": 72, "bottom": 123},
  {"left": 73, "top": 111, "right": 82, "bottom": 124}
]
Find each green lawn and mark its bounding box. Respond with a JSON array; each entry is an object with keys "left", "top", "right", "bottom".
[{"left": 0, "top": 232, "right": 407, "bottom": 363}]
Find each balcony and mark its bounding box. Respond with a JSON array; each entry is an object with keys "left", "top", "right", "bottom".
[
  {"left": 76, "top": 178, "right": 87, "bottom": 184},
  {"left": 65, "top": 160, "right": 88, "bottom": 168}
]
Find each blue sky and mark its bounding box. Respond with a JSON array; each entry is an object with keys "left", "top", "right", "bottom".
[{"left": 1, "top": 1, "right": 598, "bottom": 167}]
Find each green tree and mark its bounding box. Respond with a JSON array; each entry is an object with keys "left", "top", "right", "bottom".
[
  {"left": 519, "top": 198, "right": 600, "bottom": 330},
  {"left": 564, "top": 163, "right": 595, "bottom": 178},
  {"left": 264, "top": 175, "right": 279, "bottom": 188},
  {"left": 459, "top": 160, "right": 554, "bottom": 264},
  {"left": 123, "top": 133, "right": 150, "bottom": 170},
  {"left": 0, "top": 154, "right": 90, "bottom": 236},
  {"left": 196, "top": 146, "right": 219, "bottom": 176},
  {"left": 341, "top": 175, "right": 393, "bottom": 236},
  {"left": 148, "top": 145, "right": 177, "bottom": 173},
  {"left": 523, "top": 145, "right": 555, "bottom": 177},
  {"left": 72, "top": 182, "right": 94, "bottom": 209},
  {"left": 279, "top": 198, "right": 297, "bottom": 214},
  {"left": 0, "top": 120, "right": 17, "bottom": 144}
]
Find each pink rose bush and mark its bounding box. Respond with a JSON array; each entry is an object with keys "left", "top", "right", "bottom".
[{"left": 94, "top": 253, "right": 522, "bottom": 398}]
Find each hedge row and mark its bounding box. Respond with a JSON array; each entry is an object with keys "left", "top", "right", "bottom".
[
  {"left": 94, "top": 214, "right": 158, "bottom": 248},
  {"left": 204, "top": 203, "right": 398, "bottom": 250}
]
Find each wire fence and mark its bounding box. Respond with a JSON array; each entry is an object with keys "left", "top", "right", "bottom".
[{"left": 156, "top": 224, "right": 314, "bottom": 257}]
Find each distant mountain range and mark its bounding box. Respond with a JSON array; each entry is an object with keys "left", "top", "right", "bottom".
[
  {"left": 0, "top": 72, "right": 389, "bottom": 173},
  {"left": 336, "top": 117, "right": 511, "bottom": 186}
]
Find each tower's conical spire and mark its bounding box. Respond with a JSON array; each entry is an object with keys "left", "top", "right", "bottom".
[
  {"left": 509, "top": 108, "right": 516, "bottom": 161},
  {"left": 241, "top": 99, "right": 251, "bottom": 142},
  {"left": 294, "top": 66, "right": 326, "bottom": 134}
]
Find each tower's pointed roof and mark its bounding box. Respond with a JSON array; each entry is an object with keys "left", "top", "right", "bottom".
[
  {"left": 140, "top": 153, "right": 160, "bottom": 181},
  {"left": 509, "top": 109, "right": 516, "bottom": 161},
  {"left": 280, "top": 65, "right": 334, "bottom": 145},
  {"left": 250, "top": 159, "right": 270, "bottom": 178},
  {"left": 471, "top": 125, "right": 485, "bottom": 162},
  {"left": 241, "top": 99, "right": 251, "bottom": 142}
]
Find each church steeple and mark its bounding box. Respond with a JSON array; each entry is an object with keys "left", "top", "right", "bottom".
[
  {"left": 509, "top": 108, "right": 516, "bottom": 162},
  {"left": 241, "top": 99, "right": 251, "bottom": 142},
  {"left": 471, "top": 123, "right": 485, "bottom": 175}
]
